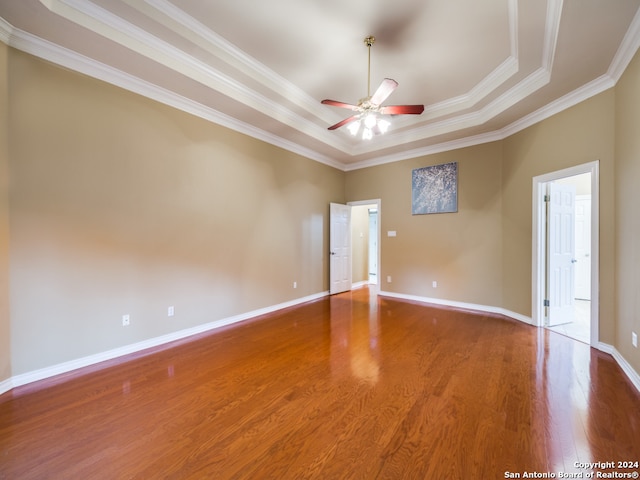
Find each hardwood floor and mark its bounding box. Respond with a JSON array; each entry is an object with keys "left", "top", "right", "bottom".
[{"left": 1, "top": 286, "right": 639, "bottom": 479}]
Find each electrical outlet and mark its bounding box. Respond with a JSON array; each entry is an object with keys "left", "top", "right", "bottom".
[
  {"left": 168, "top": 306, "right": 175, "bottom": 317},
  {"left": 432, "top": 281, "right": 438, "bottom": 288},
  {"left": 633, "top": 331, "right": 638, "bottom": 348},
  {"left": 293, "top": 281, "right": 297, "bottom": 289},
  {"left": 387, "top": 275, "right": 392, "bottom": 283},
  {"left": 122, "top": 314, "right": 130, "bottom": 326}
]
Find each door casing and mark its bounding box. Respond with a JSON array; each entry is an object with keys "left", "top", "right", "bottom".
[
  {"left": 348, "top": 199, "right": 381, "bottom": 294},
  {"left": 532, "top": 161, "right": 599, "bottom": 346}
]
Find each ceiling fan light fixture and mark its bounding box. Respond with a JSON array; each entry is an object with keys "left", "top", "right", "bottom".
[
  {"left": 364, "top": 113, "right": 377, "bottom": 128},
  {"left": 377, "top": 118, "right": 390, "bottom": 134},
  {"left": 321, "top": 36, "right": 424, "bottom": 137},
  {"left": 347, "top": 120, "right": 361, "bottom": 136}
]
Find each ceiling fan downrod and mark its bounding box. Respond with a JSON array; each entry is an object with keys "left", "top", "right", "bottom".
[{"left": 364, "top": 35, "right": 375, "bottom": 98}]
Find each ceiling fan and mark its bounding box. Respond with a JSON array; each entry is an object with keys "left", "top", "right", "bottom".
[{"left": 321, "top": 36, "right": 424, "bottom": 139}]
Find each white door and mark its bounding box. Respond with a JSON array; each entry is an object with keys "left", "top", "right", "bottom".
[
  {"left": 330, "top": 203, "right": 352, "bottom": 294},
  {"left": 546, "top": 183, "right": 576, "bottom": 327},
  {"left": 574, "top": 196, "right": 591, "bottom": 300}
]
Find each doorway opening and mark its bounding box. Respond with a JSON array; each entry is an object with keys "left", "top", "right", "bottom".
[
  {"left": 349, "top": 200, "right": 381, "bottom": 293},
  {"left": 532, "top": 162, "right": 599, "bottom": 346}
]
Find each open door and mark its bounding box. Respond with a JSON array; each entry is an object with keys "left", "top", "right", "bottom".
[
  {"left": 574, "top": 195, "right": 592, "bottom": 300},
  {"left": 546, "top": 182, "right": 576, "bottom": 327},
  {"left": 330, "top": 203, "right": 352, "bottom": 294}
]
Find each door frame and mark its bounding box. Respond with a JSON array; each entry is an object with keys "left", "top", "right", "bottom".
[
  {"left": 348, "top": 199, "right": 381, "bottom": 295},
  {"left": 532, "top": 161, "right": 599, "bottom": 345}
]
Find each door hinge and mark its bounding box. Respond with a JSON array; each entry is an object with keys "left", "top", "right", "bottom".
[
  {"left": 543, "top": 299, "right": 550, "bottom": 307},
  {"left": 543, "top": 195, "right": 550, "bottom": 203}
]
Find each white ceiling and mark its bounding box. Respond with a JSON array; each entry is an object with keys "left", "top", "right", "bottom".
[{"left": 1, "top": 0, "right": 639, "bottom": 170}]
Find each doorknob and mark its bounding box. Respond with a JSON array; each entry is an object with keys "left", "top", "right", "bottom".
[
  {"left": 330, "top": 251, "right": 336, "bottom": 255},
  {"left": 571, "top": 258, "right": 578, "bottom": 263}
]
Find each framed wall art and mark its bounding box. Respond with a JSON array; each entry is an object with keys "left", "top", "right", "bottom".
[{"left": 412, "top": 162, "right": 458, "bottom": 215}]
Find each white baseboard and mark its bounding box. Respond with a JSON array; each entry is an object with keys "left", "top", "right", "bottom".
[
  {"left": 0, "top": 377, "right": 13, "bottom": 396},
  {"left": 379, "top": 291, "right": 640, "bottom": 394},
  {"left": 597, "top": 342, "right": 640, "bottom": 393},
  {"left": 378, "top": 290, "right": 534, "bottom": 325},
  {"left": 609, "top": 345, "right": 640, "bottom": 393},
  {"left": 595, "top": 342, "right": 614, "bottom": 355},
  {"left": 3, "top": 290, "right": 638, "bottom": 397},
  {"left": 5, "top": 291, "right": 329, "bottom": 392}
]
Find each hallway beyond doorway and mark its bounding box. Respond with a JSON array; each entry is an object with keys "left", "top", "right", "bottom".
[{"left": 547, "top": 299, "right": 590, "bottom": 344}]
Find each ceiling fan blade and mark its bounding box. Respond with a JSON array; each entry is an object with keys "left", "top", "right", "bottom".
[
  {"left": 328, "top": 115, "right": 360, "bottom": 130},
  {"left": 379, "top": 104, "right": 425, "bottom": 115},
  {"left": 370, "top": 78, "right": 398, "bottom": 105},
  {"left": 321, "top": 99, "right": 360, "bottom": 111}
]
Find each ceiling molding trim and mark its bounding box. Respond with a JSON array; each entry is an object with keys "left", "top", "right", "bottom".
[
  {"left": 41, "top": 0, "right": 339, "bottom": 146},
  {"left": 499, "top": 74, "right": 615, "bottom": 139},
  {"left": 140, "top": 0, "right": 333, "bottom": 123},
  {"left": 4, "top": 0, "right": 638, "bottom": 173},
  {"left": 421, "top": 55, "right": 519, "bottom": 121},
  {"left": 0, "top": 15, "right": 10, "bottom": 44},
  {"left": 542, "top": 0, "right": 564, "bottom": 71},
  {"left": 348, "top": 0, "right": 559, "bottom": 155},
  {"left": 347, "top": 71, "right": 616, "bottom": 172},
  {"left": 4, "top": 21, "right": 344, "bottom": 170},
  {"left": 419, "top": 0, "right": 520, "bottom": 121},
  {"left": 354, "top": 67, "right": 551, "bottom": 155},
  {"left": 607, "top": 6, "right": 640, "bottom": 82},
  {"left": 344, "top": 131, "right": 504, "bottom": 172}
]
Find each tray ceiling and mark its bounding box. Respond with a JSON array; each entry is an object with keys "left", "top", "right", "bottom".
[{"left": 1, "top": 0, "right": 639, "bottom": 170}]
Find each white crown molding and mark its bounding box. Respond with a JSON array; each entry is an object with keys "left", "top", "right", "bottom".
[
  {"left": 345, "top": 131, "right": 505, "bottom": 171},
  {"left": 347, "top": 60, "right": 624, "bottom": 171},
  {"left": 139, "top": 0, "right": 333, "bottom": 123},
  {"left": 608, "top": 5, "right": 640, "bottom": 81},
  {"left": 35, "top": 0, "right": 549, "bottom": 158},
  {"left": 40, "top": 0, "right": 341, "bottom": 146},
  {"left": 542, "top": 0, "right": 564, "bottom": 71},
  {"left": 2, "top": 19, "right": 345, "bottom": 170},
  {"left": 347, "top": 0, "right": 554, "bottom": 155},
  {"left": 500, "top": 74, "right": 616, "bottom": 139},
  {"left": 0, "top": 15, "right": 10, "bottom": 44},
  {"left": 142, "top": 0, "right": 523, "bottom": 134},
  {"left": 422, "top": 56, "right": 519, "bottom": 121},
  {"left": 2, "top": 0, "right": 639, "bottom": 171}
]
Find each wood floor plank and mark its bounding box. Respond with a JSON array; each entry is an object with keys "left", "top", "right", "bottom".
[{"left": 1, "top": 286, "right": 640, "bottom": 479}]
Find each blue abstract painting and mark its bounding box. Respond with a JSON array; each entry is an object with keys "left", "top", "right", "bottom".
[{"left": 412, "top": 162, "right": 458, "bottom": 215}]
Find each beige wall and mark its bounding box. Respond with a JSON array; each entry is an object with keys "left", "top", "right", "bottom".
[
  {"left": 0, "top": 42, "right": 10, "bottom": 382},
  {"left": 502, "top": 91, "right": 616, "bottom": 341},
  {"left": 346, "top": 90, "right": 617, "bottom": 345},
  {"left": 7, "top": 50, "right": 344, "bottom": 374},
  {"left": 615, "top": 48, "right": 640, "bottom": 372},
  {"left": 3, "top": 44, "right": 639, "bottom": 384},
  {"left": 346, "top": 143, "right": 504, "bottom": 307}
]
